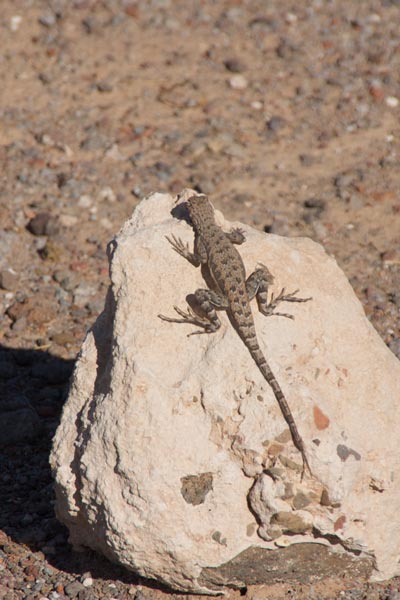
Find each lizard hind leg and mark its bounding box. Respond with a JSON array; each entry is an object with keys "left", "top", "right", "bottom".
[
  {"left": 246, "top": 263, "right": 312, "bottom": 319},
  {"left": 158, "top": 288, "right": 228, "bottom": 336}
]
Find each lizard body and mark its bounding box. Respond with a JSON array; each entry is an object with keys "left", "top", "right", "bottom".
[{"left": 159, "top": 194, "right": 312, "bottom": 476}]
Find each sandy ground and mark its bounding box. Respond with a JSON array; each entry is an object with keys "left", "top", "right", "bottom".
[{"left": 0, "top": 1, "right": 399, "bottom": 598}]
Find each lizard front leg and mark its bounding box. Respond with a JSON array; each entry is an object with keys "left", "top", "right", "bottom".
[
  {"left": 246, "top": 264, "right": 312, "bottom": 319},
  {"left": 159, "top": 288, "right": 228, "bottom": 336},
  {"left": 165, "top": 234, "right": 201, "bottom": 267},
  {"left": 225, "top": 227, "right": 246, "bottom": 245}
]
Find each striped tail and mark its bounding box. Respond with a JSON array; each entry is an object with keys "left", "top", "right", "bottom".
[{"left": 244, "top": 332, "right": 310, "bottom": 476}]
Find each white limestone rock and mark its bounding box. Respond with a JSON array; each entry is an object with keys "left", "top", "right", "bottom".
[{"left": 50, "top": 190, "right": 400, "bottom": 593}]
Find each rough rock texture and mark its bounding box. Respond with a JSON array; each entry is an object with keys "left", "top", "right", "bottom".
[{"left": 50, "top": 191, "right": 400, "bottom": 594}]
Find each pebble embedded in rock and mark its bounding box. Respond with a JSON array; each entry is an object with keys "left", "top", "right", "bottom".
[
  {"left": 292, "top": 492, "right": 312, "bottom": 510},
  {"left": 270, "top": 511, "right": 312, "bottom": 534}
]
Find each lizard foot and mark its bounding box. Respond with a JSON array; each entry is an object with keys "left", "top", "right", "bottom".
[
  {"left": 158, "top": 305, "right": 216, "bottom": 336},
  {"left": 260, "top": 288, "right": 312, "bottom": 319}
]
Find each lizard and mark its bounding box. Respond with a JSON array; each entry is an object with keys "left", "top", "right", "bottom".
[{"left": 158, "top": 193, "right": 312, "bottom": 477}]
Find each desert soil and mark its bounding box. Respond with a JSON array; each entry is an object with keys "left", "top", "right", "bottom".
[{"left": 1, "top": 1, "right": 400, "bottom": 599}]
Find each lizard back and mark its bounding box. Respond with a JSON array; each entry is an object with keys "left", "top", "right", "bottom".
[
  {"left": 187, "top": 195, "right": 257, "bottom": 345},
  {"left": 162, "top": 194, "right": 312, "bottom": 475}
]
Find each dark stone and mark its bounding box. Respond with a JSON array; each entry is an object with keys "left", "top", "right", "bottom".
[
  {"left": 57, "top": 172, "right": 70, "bottom": 188},
  {"left": 304, "top": 198, "right": 326, "bottom": 210},
  {"left": 266, "top": 116, "right": 287, "bottom": 132},
  {"left": 276, "top": 39, "right": 297, "bottom": 59},
  {"left": 198, "top": 544, "right": 373, "bottom": 591},
  {"left": 26, "top": 212, "right": 51, "bottom": 236},
  {"left": 302, "top": 198, "right": 326, "bottom": 221},
  {"left": 96, "top": 81, "right": 113, "bottom": 93},
  {"left": 223, "top": 58, "right": 245, "bottom": 73}
]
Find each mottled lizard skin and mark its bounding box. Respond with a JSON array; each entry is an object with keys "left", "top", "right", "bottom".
[{"left": 159, "top": 194, "right": 312, "bottom": 477}]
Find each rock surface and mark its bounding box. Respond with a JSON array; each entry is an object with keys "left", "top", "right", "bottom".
[{"left": 50, "top": 191, "right": 400, "bottom": 594}]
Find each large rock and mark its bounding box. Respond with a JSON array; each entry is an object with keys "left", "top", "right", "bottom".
[{"left": 50, "top": 190, "right": 400, "bottom": 593}]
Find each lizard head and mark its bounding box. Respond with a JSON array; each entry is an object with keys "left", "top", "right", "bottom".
[{"left": 186, "top": 194, "right": 215, "bottom": 228}]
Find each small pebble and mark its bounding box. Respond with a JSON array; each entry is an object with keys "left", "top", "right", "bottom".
[
  {"left": 0, "top": 268, "right": 18, "bottom": 291},
  {"left": 59, "top": 214, "right": 78, "bottom": 227},
  {"left": 38, "top": 13, "right": 57, "bottom": 27},
  {"left": 266, "top": 116, "right": 287, "bottom": 131},
  {"left": 82, "top": 16, "right": 97, "bottom": 33},
  {"left": 312, "top": 221, "right": 329, "bottom": 239},
  {"left": 98, "top": 186, "right": 116, "bottom": 202},
  {"left": 96, "top": 80, "right": 113, "bottom": 93},
  {"left": 385, "top": 96, "right": 399, "bottom": 108},
  {"left": 229, "top": 74, "right": 248, "bottom": 90},
  {"left": 10, "top": 15, "right": 22, "bottom": 31},
  {"left": 304, "top": 198, "right": 325, "bottom": 210},
  {"left": 100, "top": 217, "right": 113, "bottom": 229},
  {"left": 38, "top": 72, "right": 51, "bottom": 84},
  {"left": 64, "top": 580, "right": 85, "bottom": 597},
  {"left": 223, "top": 58, "right": 245, "bottom": 73},
  {"left": 285, "top": 12, "right": 298, "bottom": 23},
  {"left": 299, "top": 154, "right": 315, "bottom": 166},
  {"left": 51, "top": 332, "right": 76, "bottom": 346},
  {"left": 27, "top": 213, "right": 51, "bottom": 236},
  {"left": 334, "top": 172, "right": 356, "bottom": 195},
  {"left": 78, "top": 195, "right": 93, "bottom": 208},
  {"left": 105, "top": 144, "right": 125, "bottom": 161},
  {"left": 12, "top": 315, "right": 28, "bottom": 332}
]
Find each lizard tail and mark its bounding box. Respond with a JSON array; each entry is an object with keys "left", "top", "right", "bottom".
[{"left": 245, "top": 336, "right": 307, "bottom": 459}]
